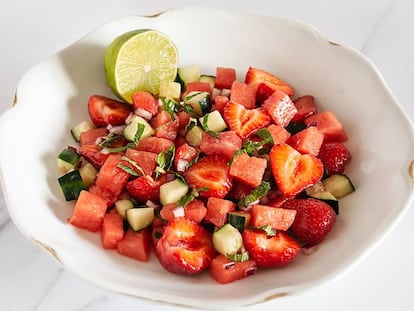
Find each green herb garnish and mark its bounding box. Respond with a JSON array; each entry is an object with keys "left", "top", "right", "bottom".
[
  {"left": 227, "top": 252, "right": 250, "bottom": 262},
  {"left": 238, "top": 181, "right": 271, "bottom": 207},
  {"left": 155, "top": 145, "right": 176, "bottom": 178}
]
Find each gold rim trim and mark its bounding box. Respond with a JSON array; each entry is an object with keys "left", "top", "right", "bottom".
[
  {"left": 263, "top": 292, "right": 289, "bottom": 301},
  {"left": 144, "top": 10, "right": 168, "bottom": 18},
  {"left": 32, "top": 239, "right": 63, "bottom": 265},
  {"left": 12, "top": 91, "right": 18, "bottom": 107},
  {"left": 328, "top": 40, "right": 341, "bottom": 46},
  {"left": 409, "top": 159, "right": 414, "bottom": 184}
]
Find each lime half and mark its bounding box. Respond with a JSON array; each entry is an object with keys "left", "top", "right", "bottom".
[{"left": 104, "top": 29, "right": 178, "bottom": 103}]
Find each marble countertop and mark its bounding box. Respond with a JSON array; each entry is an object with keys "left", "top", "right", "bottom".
[{"left": 1, "top": 0, "right": 413, "bottom": 310}]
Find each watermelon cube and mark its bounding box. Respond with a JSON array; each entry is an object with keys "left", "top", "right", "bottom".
[
  {"left": 250, "top": 204, "right": 297, "bottom": 231},
  {"left": 95, "top": 155, "right": 129, "bottom": 199},
  {"left": 184, "top": 199, "right": 207, "bottom": 223},
  {"left": 101, "top": 213, "right": 124, "bottom": 249},
  {"left": 262, "top": 90, "right": 297, "bottom": 127},
  {"left": 229, "top": 153, "right": 267, "bottom": 188},
  {"left": 135, "top": 136, "right": 175, "bottom": 154},
  {"left": 69, "top": 190, "right": 107, "bottom": 232},
  {"left": 304, "top": 111, "right": 348, "bottom": 142},
  {"left": 151, "top": 110, "right": 179, "bottom": 141},
  {"left": 212, "top": 95, "right": 229, "bottom": 113},
  {"left": 288, "top": 126, "right": 324, "bottom": 156},
  {"left": 267, "top": 124, "right": 291, "bottom": 145},
  {"left": 117, "top": 229, "right": 151, "bottom": 262},
  {"left": 132, "top": 91, "right": 158, "bottom": 118},
  {"left": 79, "top": 128, "right": 108, "bottom": 147},
  {"left": 215, "top": 67, "right": 236, "bottom": 89},
  {"left": 205, "top": 197, "right": 236, "bottom": 227},
  {"left": 199, "top": 131, "right": 242, "bottom": 160},
  {"left": 183, "top": 81, "right": 212, "bottom": 98},
  {"left": 230, "top": 80, "right": 256, "bottom": 109},
  {"left": 123, "top": 149, "right": 157, "bottom": 176}
]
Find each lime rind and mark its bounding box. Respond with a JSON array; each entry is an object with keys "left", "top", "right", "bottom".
[{"left": 104, "top": 29, "right": 178, "bottom": 103}]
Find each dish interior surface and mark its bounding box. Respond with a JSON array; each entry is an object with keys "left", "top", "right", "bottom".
[{"left": 0, "top": 7, "right": 413, "bottom": 308}]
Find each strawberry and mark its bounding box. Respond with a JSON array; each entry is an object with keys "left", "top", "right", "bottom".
[
  {"left": 270, "top": 144, "right": 324, "bottom": 196},
  {"left": 281, "top": 198, "right": 336, "bottom": 247},
  {"left": 318, "top": 142, "right": 352, "bottom": 176},
  {"left": 292, "top": 95, "right": 317, "bottom": 122},
  {"left": 184, "top": 155, "right": 232, "bottom": 199},
  {"left": 223, "top": 101, "right": 270, "bottom": 139},
  {"left": 242, "top": 229, "right": 300, "bottom": 268},
  {"left": 154, "top": 218, "right": 215, "bottom": 274},
  {"left": 245, "top": 67, "right": 294, "bottom": 104},
  {"left": 88, "top": 95, "right": 131, "bottom": 127},
  {"left": 126, "top": 174, "right": 167, "bottom": 203},
  {"left": 173, "top": 143, "right": 199, "bottom": 173}
]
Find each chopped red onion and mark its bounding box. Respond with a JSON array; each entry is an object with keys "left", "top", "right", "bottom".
[
  {"left": 173, "top": 207, "right": 185, "bottom": 218},
  {"left": 134, "top": 107, "right": 152, "bottom": 120},
  {"left": 301, "top": 246, "right": 318, "bottom": 256},
  {"left": 94, "top": 137, "right": 103, "bottom": 145},
  {"left": 211, "top": 88, "right": 221, "bottom": 100},
  {"left": 109, "top": 125, "right": 126, "bottom": 135},
  {"left": 259, "top": 196, "right": 269, "bottom": 205},
  {"left": 245, "top": 267, "right": 257, "bottom": 276},
  {"left": 146, "top": 200, "right": 160, "bottom": 209},
  {"left": 176, "top": 159, "right": 188, "bottom": 172},
  {"left": 125, "top": 112, "right": 134, "bottom": 124},
  {"left": 239, "top": 205, "right": 253, "bottom": 212},
  {"left": 224, "top": 262, "right": 235, "bottom": 270},
  {"left": 221, "top": 88, "right": 231, "bottom": 97},
  {"left": 166, "top": 173, "right": 176, "bottom": 182}
]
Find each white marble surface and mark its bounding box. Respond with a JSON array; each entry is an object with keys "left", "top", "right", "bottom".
[{"left": 1, "top": 0, "right": 413, "bottom": 310}]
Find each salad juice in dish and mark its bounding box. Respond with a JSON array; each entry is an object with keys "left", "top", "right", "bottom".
[{"left": 57, "top": 29, "right": 354, "bottom": 284}]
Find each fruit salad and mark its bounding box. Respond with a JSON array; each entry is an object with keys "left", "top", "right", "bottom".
[{"left": 57, "top": 30, "right": 355, "bottom": 284}]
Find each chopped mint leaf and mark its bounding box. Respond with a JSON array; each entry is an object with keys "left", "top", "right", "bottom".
[
  {"left": 162, "top": 98, "right": 179, "bottom": 120},
  {"left": 238, "top": 181, "right": 271, "bottom": 207},
  {"left": 226, "top": 252, "right": 250, "bottom": 262},
  {"left": 201, "top": 114, "right": 219, "bottom": 138},
  {"left": 117, "top": 163, "right": 140, "bottom": 176},
  {"left": 155, "top": 145, "right": 176, "bottom": 178},
  {"left": 257, "top": 225, "right": 276, "bottom": 237},
  {"left": 120, "top": 156, "right": 145, "bottom": 175},
  {"left": 98, "top": 133, "right": 122, "bottom": 148}
]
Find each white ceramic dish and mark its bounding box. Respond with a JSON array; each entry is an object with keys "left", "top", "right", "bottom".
[{"left": 0, "top": 7, "right": 413, "bottom": 309}]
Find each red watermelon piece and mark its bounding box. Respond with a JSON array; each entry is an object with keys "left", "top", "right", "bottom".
[
  {"left": 69, "top": 190, "right": 107, "bottom": 232},
  {"left": 117, "top": 228, "right": 151, "bottom": 262},
  {"left": 205, "top": 197, "right": 236, "bottom": 227},
  {"left": 215, "top": 67, "right": 236, "bottom": 89},
  {"left": 262, "top": 90, "right": 297, "bottom": 127},
  {"left": 304, "top": 111, "right": 348, "bottom": 142},
  {"left": 229, "top": 152, "right": 267, "bottom": 188},
  {"left": 101, "top": 213, "right": 124, "bottom": 249},
  {"left": 288, "top": 126, "right": 324, "bottom": 156},
  {"left": 230, "top": 80, "right": 256, "bottom": 109}
]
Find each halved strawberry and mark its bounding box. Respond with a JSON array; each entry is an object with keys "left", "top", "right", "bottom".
[
  {"left": 242, "top": 229, "right": 300, "bottom": 268},
  {"left": 281, "top": 198, "right": 336, "bottom": 247},
  {"left": 270, "top": 144, "right": 324, "bottom": 197},
  {"left": 88, "top": 95, "right": 131, "bottom": 127},
  {"left": 223, "top": 101, "right": 270, "bottom": 139},
  {"left": 126, "top": 174, "right": 167, "bottom": 203},
  {"left": 245, "top": 67, "right": 294, "bottom": 103},
  {"left": 292, "top": 95, "right": 317, "bottom": 122},
  {"left": 174, "top": 143, "right": 199, "bottom": 173},
  {"left": 154, "top": 218, "right": 215, "bottom": 274},
  {"left": 318, "top": 142, "right": 352, "bottom": 176},
  {"left": 184, "top": 155, "right": 232, "bottom": 199}
]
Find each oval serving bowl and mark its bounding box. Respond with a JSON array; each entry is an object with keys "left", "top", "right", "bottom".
[{"left": 0, "top": 7, "right": 413, "bottom": 308}]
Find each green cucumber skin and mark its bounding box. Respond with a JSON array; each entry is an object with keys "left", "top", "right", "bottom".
[{"left": 58, "top": 170, "right": 87, "bottom": 201}]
